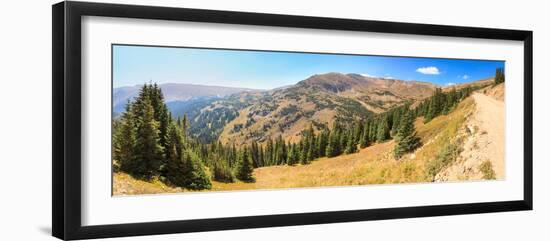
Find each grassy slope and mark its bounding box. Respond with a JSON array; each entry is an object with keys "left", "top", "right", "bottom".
[
  {"left": 113, "top": 97, "right": 475, "bottom": 195},
  {"left": 113, "top": 172, "right": 182, "bottom": 195},
  {"left": 211, "top": 97, "right": 474, "bottom": 191}
]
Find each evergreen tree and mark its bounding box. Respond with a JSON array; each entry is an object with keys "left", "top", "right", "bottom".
[
  {"left": 265, "top": 138, "right": 274, "bottom": 166},
  {"left": 339, "top": 128, "right": 347, "bottom": 152},
  {"left": 180, "top": 114, "right": 188, "bottom": 139},
  {"left": 307, "top": 136, "right": 315, "bottom": 161},
  {"left": 393, "top": 111, "right": 421, "bottom": 159},
  {"left": 300, "top": 138, "right": 310, "bottom": 164},
  {"left": 287, "top": 143, "right": 298, "bottom": 165},
  {"left": 353, "top": 120, "right": 363, "bottom": 144},
  {"left": 250, "top": 141, "right": 260, "bottom": 168},
  {"left": 494, "top": 68, "right": 505, "bottom": 85},
  {"left": 376, "top": 117, "right": 390, "bottom": 142},
  {"left": 317, "top": 130, "right": 328, "bottom": 157},
  {"left": 326, "top": 126, "right": 341, "bottom": 157},
  {"left": 150, "top": 83, "right": 170, "bottom": 156},
  {"left": 164, "top": 121, "right": 184, "bottom": 175},
  {"left": 211, "top": 156, "right": 235, "bottom": 183},
  {"left": 132, "top": 99, "right": 164, "bottom": 179},
  {"left": 114, "top": 101, "right": 136, "bottom": 173},
  {"left": 236, "top": 147, "right": 255, "bottom": 182},
  {"left": 166, "top": 149, "right": 212, "bottom": 190},
  {"left": 258, "top": 144, "right": 265, "bottom": 167},
  {"left": 344, "top": 129, "right": 358, "bottom": 154},
  {"left": 359, "top": 120, "right": 370, "bottom": 148}
]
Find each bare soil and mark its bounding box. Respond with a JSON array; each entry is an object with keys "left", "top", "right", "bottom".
[{"left": 435, "top": 91, "right": 505, "bottom": 181}]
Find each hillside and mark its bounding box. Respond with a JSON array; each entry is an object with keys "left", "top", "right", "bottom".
[
  {"left": 196, "top": 73, "right": 438, "bottom": 145},
  {"left": 435, "top": 83, "right": 505, "bottom": 180},
  {"left": 114, "top": 89, "right": 504, "bottom": 194},
  {"left": 114, "top": 73, "right": 489, "bottom": 146}
]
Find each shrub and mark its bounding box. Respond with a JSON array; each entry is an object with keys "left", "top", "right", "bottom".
[
  {"left": 426, "top": 143, "right": 460, "bottom": 180},
  {"left": 211, "top": 159, "right": 235, "bottom": 183},
  {"left": 479, "top": 160, "right": 496, "bottom": 180}
]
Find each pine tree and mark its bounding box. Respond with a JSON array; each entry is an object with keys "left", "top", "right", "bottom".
[
  {"left": 211, "top": 155, "right": 235, "bottom": 183},
  {"left": 317, "top": 130, "right": 328, "bottom": 157},
  {"left": 300, "top": 138, "right": 309, "bottom": 164},
  {"left": 114, "top": 101, "right": 136, "bottom": 173},
  {"left": 359, "top": 120, "right": 370, "bottom": 148},
  {"left": 150, "top": 83, "right": 170, "bottom": 157},
  {"left": 281, "top": 140, "right": 288, "bottom": 164},
  {"left": 393, "top": 111, "right": 421, "bottom": 159},
  {"left": 339, "top": 128, "right": 347, "bottom": 152},
  {"left": 353, "top": 120, "right": 363, "bottom": 144},
  {"left": 265, "top": 138, "right": 273, "bottom": 166},
  {"left": 326, "top": 127, "right": 340, "bottom": 157},
  {"left": 236, "top": 147, "right": 255, "bottom": 182},
  {"left": 164, "top": 121, "right": 184, "bottom": 176},
  {"left": 258, "top": 144, "right": 265, "bottom": 167},
  {"left": 250, "top": 141, "right": 260, "bottom": 168},
  {"left": 299, "top": 124, "right": 316, "bottom": 162},
  {"left": 494, "top": 68, "right": 505, "bottom": 85},
  {"left": 344, "top": 130, "right": 357, "bottom": 154},
  {"left": 132, "top": 99, "right": 164, "bottom": 179},
  {"left": 376, "top": 117, "right": 390, "bottom": 142},
  {"left": 166, "top": 149, "right": 212, "bottom": 190},
  {"left": 287, "top": 143, "right": 298, "bottom": 165},
  {"left": 181, "top": 114, "right": 188, "bottom": 138},
  {"left": 307, "top": 136, "right": 315, "bottom": 161}
]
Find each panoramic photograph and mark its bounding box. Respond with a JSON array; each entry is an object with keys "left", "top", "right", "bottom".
[{"left": 111, "top": 44, "right": 505, "bottom": 195}]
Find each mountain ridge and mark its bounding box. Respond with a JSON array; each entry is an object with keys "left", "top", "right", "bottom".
[{"left": 113, "top": 83, "right": 261, "bottom": 113}]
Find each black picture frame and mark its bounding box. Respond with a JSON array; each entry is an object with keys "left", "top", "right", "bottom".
[{"left": 52, "top": 1, "right": 533, "bottom": 240}]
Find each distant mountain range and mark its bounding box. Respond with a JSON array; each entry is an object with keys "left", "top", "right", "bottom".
[{"left": 113, "top": 83, "right": 260, "bottom": 113}]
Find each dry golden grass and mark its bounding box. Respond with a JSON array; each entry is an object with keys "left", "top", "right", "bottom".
[
  {"left": 412, "top": 97, "right": 475, "bottom": 180},
  {"left": 113, "top": 172, "right": 183, "bottom": 195}
]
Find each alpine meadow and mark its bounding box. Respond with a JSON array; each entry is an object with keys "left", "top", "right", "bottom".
[{"left": 112, "top": 45, "right": 506, "bottom": 195}]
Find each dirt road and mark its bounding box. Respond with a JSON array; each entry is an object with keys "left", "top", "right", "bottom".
[{"left": 472, "top": 93, "right": 505, "bottom": 178}]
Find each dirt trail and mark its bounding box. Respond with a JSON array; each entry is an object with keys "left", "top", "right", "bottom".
[
  {"left": 471, "top": 93, "right": 505, "bottom": 178},
  {"left": 435, "top": 92, "right": 505, "bottom": 181}
]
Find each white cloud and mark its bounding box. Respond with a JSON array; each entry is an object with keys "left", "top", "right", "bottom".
[
  {"left": 382, "top": 76, "right": 394, "bottom": 80},
  {"left": 446, "top": 82, "right": 456, "bottom": 86},
  {"left": 360, "top": 73, "right": 376, "bottom": 78},
  {"left": 416, "top": 66, "right": 441, "bottom": 75},
  {"left": 462, "top": 75, "right": 470, "bottom": 80}
]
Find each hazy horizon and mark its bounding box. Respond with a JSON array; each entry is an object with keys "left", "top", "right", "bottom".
[{"left": 113, "top": 45, "right": 505, "bottom": 89}]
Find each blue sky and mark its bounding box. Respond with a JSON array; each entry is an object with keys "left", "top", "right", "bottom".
[{"left": 113, "top": 45, "right": 504, "bottom": 89}]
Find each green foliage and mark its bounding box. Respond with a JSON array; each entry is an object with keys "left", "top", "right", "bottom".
[
  {"left": 326, "top": 124, "right": 342, "bottom": 157},
  {"left": 166, "top": 149, "right": 212, "bottom": 190},
  {"left": 393, "top": 111, "right": 421, "bottom": 159},
  {"left": 287, "top": 143, "right": 299, "bottom": 165},
  {"left": 494, "top": 68, "right": 505, "bottom": 85},
  {"left": 132, "top": 98, "right": 164, "bottom": 179},
  {"left": 416, "top": 82, "right": 487, "bottom": 124},
  {"left": 317, "top": 130, "right": 329, "bottom": 158},
  {"left": 114, "top": 101, "right": 137, "bottom": 174},
  {"left": 235, "top": 147, "right": 255, "bottom": 182},
  {"left": 344, "top": 130, "right": 358, "bottom": 154},
  {"left": 479, "top": 160, "right": 496, "bottom": 180},
  {"left": 211, "top": 158, "right": 235, "bottom": 183},
  {"left": 376, "top": 117, "right": 390, "bottom": 142},
  {"left": 425, "top": 143, "right": 461, "bottom": 180},
  {"left": 359, "top": 121, "right": 370, "bottom": 148}
]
